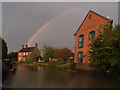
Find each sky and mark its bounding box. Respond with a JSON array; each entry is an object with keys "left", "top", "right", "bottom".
[
  {"left": 2, "top": 2, "right": 118, "bottom": 53},
  {"left": 1, "top": 0, "right": 120, "bottom": 2}
]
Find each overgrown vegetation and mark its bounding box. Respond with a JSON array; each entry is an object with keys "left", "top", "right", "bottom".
[
  {"left": 35, "top": 62, "right": 49, "bottom": 66},
  {"left": 87, "top": 24, "right": 120, "bottom": 77},
  {"left": 27, "top": 46, "right": 41, "bottom": 63},
  {"left": 17, "top": 61, "right": 28, "bottom": 63},
  {"left": 0, "top": 37, "right": 8, "bottom": 60},
  {"left": 8, "top": 52, "right": 18, "bottom": 61},
  {"left": 36, "top": 61, "right": 76, "bottom": 70},
  {"left": 41, "top": 45, "right": 55, "bottom": 62}
]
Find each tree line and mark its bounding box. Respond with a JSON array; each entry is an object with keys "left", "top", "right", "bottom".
[{"left": 41, "top": 45, "right": 73, "bottom": 62}]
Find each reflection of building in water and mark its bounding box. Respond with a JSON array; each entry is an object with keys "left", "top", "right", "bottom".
[
  {"left": 17, "top": 65, "right": 27, "bottom": 71},
  {"left": 73, "top": 75, "right": 78, "bottom": 88},
  {"left": 38, "top": 65, "right": 46, "bottom": 71},
  {"left": 17, "top": 65, "right": 40, "bottom": 87},
  {"left": 38, "top": 65, "right": 41, "bottom": 71},
  {"left": 73, "top": 74, "right": 91, "bottom": 88}
]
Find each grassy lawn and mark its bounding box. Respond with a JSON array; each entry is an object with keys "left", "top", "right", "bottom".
[
  {"left": 17, "top": 61, "right": 28, "bottom": 63},
  {"left": 35, "top": 62, "right": 49, "bottom": 66},
  {"left": 59, "top": 63, "right": 71, "bottom": 68},
  {"left": 35, "top": 61, "right": 75, "bottom": 69},
  {"left": 36, "top": 61, "right": 69, "bottom": 66},
  {"left": 16, "top": 60, "right": 76, "bottom": 70}
]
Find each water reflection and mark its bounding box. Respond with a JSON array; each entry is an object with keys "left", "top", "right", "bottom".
[
  {"left": 3, "top": 64, "right": 120, "bottom": 88},
  {"left": 42, "top": 68, "right": 73, "bottom": 87},
  {"left": 17, "top": 64, "right": 39, "bottom": 71}
]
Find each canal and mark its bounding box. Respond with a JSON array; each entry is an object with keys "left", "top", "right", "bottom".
[{"left": 2, "top": 64, "right": 120, "bottom": 88}]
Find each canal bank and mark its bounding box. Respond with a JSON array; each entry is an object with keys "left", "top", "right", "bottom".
[
  {"left": 35, "top": 61, "right": 119, "bottom": 79},
  {"left": 16, "top": 61, "right": 120, "bottom": 80}
]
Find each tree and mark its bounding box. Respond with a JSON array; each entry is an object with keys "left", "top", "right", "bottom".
[
  {"left": 0, "top": 37, "right": 2, "bottom": 60},
  {"left": 60, "top": 48, "right": 73, "bottom": 60},
  {"left": 87, "top": 24, "right": 120, "bottom": 76},
  {"left": 27, "top": 52, "right": 39, "bottom": 63},
  {"left": 0, "top": 37, "right": 8, "bottom": 60},
  {"left": 53, "top": 48, "right": 73, "bottom": 60},
  {"left": 8, "top": 52, "right": 18, "bottom": 61},
  {"left": 53, "top": 49, "right": 62, "bottom": 59},
  {"left": 41, "top": 45, "right": 55, "bottom": 61},
  {"left": 27, "top": 46, "right": 41, "bottom": 63}
]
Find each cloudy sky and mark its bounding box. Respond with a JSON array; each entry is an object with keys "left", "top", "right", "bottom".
[{"left": 2, "top": 2, "right": 118, "bottom": 53}]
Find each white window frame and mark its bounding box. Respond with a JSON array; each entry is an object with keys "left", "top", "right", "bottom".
[
  {"left": 19, "top": 53, "right": 21, "bottom": 55},
  {"left": 26, "top": 52, "right": 28, "bottom": 55},
  {"left": 19, "top": 57, "right": 21, "bottom": 60},
  {"left": 23, "top": 52, "right": 25, "bottom": 55}
]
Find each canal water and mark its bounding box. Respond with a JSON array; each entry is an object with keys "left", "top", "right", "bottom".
[{"left": 2, "top": 64, "right": 120, "bottom": 88}]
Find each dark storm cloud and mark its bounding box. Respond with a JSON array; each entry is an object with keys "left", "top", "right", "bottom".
[{"left": 2, "top": 2, "right": 118, "bottom": 53}]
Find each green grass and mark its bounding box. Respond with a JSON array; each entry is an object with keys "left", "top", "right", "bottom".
[
  {"left": 36, "top": 61, "right": 72, "bottom": 69},
  {"left": 17, "top": 61, "right": 28, "bottom": 63},
  {"left": 47, "top": 61, "right": 73, "bottom": 69},
  {"left": 35, "top": 62, "right": 49, "bottom": 66},
  {"left": 59, "top": 63, "right": 71, "bottom": 68},
  {"left": 18, "top": 60, "right": 75, "bottom": 70}
]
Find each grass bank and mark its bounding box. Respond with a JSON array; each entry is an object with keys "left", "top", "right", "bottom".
[
  {"left": 35, "top": 62, "right": 49, "bottom": 66},
  {"left": 16, "top": 61, "right": 120, "bottom": 80},
  {"left": 36, "top": 61, "right": 76, "bottom": 70}
]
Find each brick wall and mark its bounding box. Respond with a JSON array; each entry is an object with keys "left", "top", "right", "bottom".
[{"left": 74, "top": 10, "right": 111, "bottom": 63}]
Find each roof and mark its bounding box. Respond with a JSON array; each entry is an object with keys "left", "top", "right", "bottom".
[
  {"left": 19, "top": 47, "right": 35, "bottom": 52},
  {"left": 74, "top": 10, "right": 113, "bottom": 36}
]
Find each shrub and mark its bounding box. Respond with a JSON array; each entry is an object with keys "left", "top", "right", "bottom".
[{"left": 87, "top": 24, "right": 120, "bottom": 77}]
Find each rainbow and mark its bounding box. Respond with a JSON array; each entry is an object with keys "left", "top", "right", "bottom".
[{"left": 27, "top": 7, "right": 80, "bottom": 45}]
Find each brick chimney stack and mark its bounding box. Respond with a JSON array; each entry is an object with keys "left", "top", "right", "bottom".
[
  {"left": 35, "top": 43, "right": 37, "bottom": 47},
  {"left": 25, "top": 44, "right": 28, "bottom": 48},
  {"left": 22, "top": 45, "right": 24, "bottom": 48}
]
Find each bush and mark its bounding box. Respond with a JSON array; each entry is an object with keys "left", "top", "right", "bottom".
[
  {"left": 27, "top": 47, "right": 40, "bottom": 63},
  {"left": 87, "top": 24, "right": 120, "bottom": 77},
  {"left": 18, "top": 61, "right": 27, "bottom": 63}
]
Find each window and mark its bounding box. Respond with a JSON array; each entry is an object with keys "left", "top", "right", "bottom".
[
  {"left": 89, "top": 14, "right": 91, "bottom": 19},
  {"left": 26, "top": 52, "right": 28, "bottom": 55},
  {"left": 23, "top": 52, "right": 25, "bottom": 55},
  {"left": 78, "top": 35, "right": 84, "bottom": 48},
  {"left": 78, "top": 52, "right": 83, "bottom": 63},
  {"left": 19, "top": 57, "right": 21, "bottom": 60},
  {"left": 89, "top": 31, "right": 95, "bottom": 40},
  {"left": 23, "top": 57, "right": 25, "bottom": 61},
  {"left": 19, "top": 53, "right": 21, "bottom": 55}
]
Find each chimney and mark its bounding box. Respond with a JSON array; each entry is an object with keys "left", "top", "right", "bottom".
[
  {"left": 35, "top": 43, "right": 37, "bottom": 47},
  {"left": 25, "top": 44, "right": 28, "bottom": 48},
  {"left": 22, "top": 45, "right": 24, "bottom": 48}
]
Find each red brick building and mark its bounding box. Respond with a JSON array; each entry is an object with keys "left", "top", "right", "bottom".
[
  {"left": 74, "top": 10, "right": 113, "bottom": 63},
  {"left": 18, "top": 43, "right": 38, "bottom": 61}
]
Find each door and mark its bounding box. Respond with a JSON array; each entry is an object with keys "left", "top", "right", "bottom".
[{"left": 78, "top": 52, "right": 83, "bottom": 63}]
